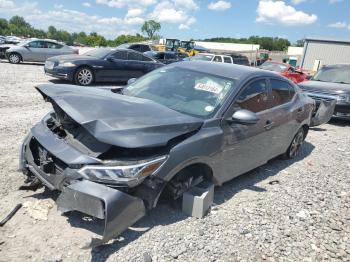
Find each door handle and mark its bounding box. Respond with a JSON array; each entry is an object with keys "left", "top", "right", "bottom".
[{"left": 264, "top": 120, "right": 274, "bottom": 130}]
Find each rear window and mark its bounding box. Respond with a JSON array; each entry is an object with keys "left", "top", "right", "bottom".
[{"left": 223, "top": 57, "right": 232, "bottom": 63}]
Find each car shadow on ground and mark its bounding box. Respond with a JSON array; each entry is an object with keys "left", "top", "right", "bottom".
[
  {"left": 329, "top": 118, "right": 350, "bottom": 127},
  {"left": 0, "top": 59, "right": 44, "bottom": 66},
  {"left": 26, "top": 141, "right": 314, "bottom": 261}
]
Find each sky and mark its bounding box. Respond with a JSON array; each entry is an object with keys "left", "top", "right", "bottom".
[{"left": 0, "top": 0, "right": 349, "bottom": 42}]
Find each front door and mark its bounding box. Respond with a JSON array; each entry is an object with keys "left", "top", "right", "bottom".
[
  {"left": 218, "top": 78, "right": 273, "bottom": 184},
  {"left": 23, "top": 40, "right": 48, "bottom": 62}
]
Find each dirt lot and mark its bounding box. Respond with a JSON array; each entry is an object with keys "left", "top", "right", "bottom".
[{"left": 0, "top": 61, "right": 349, "bottom": 262}]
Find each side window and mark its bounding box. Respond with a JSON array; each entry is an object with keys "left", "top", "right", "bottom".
[
  {"left": 27, "top": 41, "right": 40, "bottom": 48},
  {"left": 128, "top": 51, "right": 143, "bottom": 61},
  {"left": 47, "top": 42, "right": 62, "bottom": 49},
  {"left": 223, "top": 57, "right": 232, "bottom": 63},
  {"left": 213, "top": 56, "right": 222, "bottom": 63},
  {"left": 38, "top": 41, "right": 48, "bottom": 48},
  {"left": 111, "top": 51, "right": 127, "bottom": 60},
  {"left": 234, "top": 79, "right": 269, "bottom": 113},
  {"left": 270, "top": 79, "right": 295, "bottom": 107},
  {"left": 129, "top": 45, "right": 140, "bottom": 51},
  {"left": 141, "top": 45, "right": 151, "bottom": 52},
  {"left": 165, "top": 53, "right": 176, "bottom": 59},
  {"left": 142, "top": 54, "right": 153, "bottom": 62}
]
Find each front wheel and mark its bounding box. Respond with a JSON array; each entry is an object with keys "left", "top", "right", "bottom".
[
  {"left": 8, "top": 53, "right": 21, "bottom": 64},
  {"left": 74, "top": 67, "right": 94, "bottom": 86},
  {"left": 283, "top": 128, "right": 305, "bottom": 159}
]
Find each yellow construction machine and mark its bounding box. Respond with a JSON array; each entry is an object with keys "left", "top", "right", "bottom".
[{"left": 178, "top": 40, "right": 198, "bottom": 57}]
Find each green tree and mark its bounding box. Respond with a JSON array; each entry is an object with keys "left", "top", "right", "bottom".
[
  {"left": 295, "top": 39, "right": 305, "bottom": 47},
  {"left": 141, "top": 20, "right": 161, "bottom": 39},
  {"left": 9, "top": 16, "right": 30, "bottom": 28},
  {"left": 0, "top": 18, "right": 9, "bottom": 32}
]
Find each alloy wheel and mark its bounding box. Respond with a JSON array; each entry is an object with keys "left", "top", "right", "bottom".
[
  {"left": 9, "top": 54, "right": 20, "bottom": 64},
  {"left": 77, "top": 68, "right": 93, "bottom": 85},
  {"left": 289, "top": 130, "right": 304, "bottom": 158}
]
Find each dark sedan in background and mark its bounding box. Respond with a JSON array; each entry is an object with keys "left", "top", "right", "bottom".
[
  {"left": 44, "top": 48, "right": 164, "bottom": 85},
  {"left": 299, "top": 64, "right": 350, "bottom": 119},
  {"left": 144, "top": 51, "right": 189, "bottom": 64}
]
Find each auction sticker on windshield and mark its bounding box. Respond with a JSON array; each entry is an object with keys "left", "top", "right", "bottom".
[{"left": 194, "top": 82, "right": 223, "bottom": 94}]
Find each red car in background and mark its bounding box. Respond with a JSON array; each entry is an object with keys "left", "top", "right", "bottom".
[{"left": 259, "top": 61, "right": 309, "bottom": 84}]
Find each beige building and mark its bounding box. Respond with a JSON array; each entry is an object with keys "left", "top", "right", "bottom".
[{"left": 301, "top": 37, "right": 350, "bottom": 71}]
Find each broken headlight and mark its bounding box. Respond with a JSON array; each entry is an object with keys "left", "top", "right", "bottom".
[
  {"left": 337, "top": 95, "right": 350, "bottom": 103},
  {"left": 78, "top": 156, "right": 167, "bottom": 186}
]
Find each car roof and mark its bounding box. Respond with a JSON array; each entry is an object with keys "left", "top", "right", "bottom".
[
  {"left": 172, "top": 61, "right": 279, "bottom": 81},
  {"left": 322, "top": 64, "right": 350, "bottom": 69}
]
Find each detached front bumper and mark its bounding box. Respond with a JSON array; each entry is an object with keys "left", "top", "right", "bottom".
[
  {"left": 20, "top": 123, "right": 146, "bottom": 245},
  {"left": 310, "top": 99, "right": 337, "bottom": 126}
]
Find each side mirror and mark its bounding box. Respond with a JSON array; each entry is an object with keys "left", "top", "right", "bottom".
[
  {"left": 127, "top": 78, "right": 137, "bottom": 85},
  {"left": 106, "top": 56, "right": 115, "bottom": 62},
  {"left": 229, "top": 109, "right": 259, "bottom": 125}
]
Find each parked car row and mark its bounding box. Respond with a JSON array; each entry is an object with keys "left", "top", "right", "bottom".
[{"left": 2, "top": 39, "right": 349, "bottom": 120}]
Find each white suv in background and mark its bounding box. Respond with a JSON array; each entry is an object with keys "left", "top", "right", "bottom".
[{"left": 190, "top": 53, "right": 233, "bottom": 64}]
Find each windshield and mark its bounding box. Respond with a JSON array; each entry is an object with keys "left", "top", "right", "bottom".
[
  {"left": 312, "top": 67, "right": 350, "bottom": 84},
  {"left": 259, "top": 62, "right": 288, "bottom": 73},
  {"left": 123, "top": 66, "right": 237, "bottom": 118},
  {"left": 84, "top": 48, "right": 112, "bottom": 58},
  {"left": 191, "top": 54, "right": 213, "bottom": 61}
]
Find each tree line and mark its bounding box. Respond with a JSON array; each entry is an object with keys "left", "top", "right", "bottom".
[
  {"left": 0, "top": 15, "right": 301, "bottom": 51},
  {"left": 199, "top": 36, "right": 292, "bottom": 51},
  {"left": 0, "top": 16, "right": 148, "bottom": 47}
]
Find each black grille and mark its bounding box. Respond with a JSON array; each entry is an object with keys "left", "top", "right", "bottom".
[{"left": 29, "top": 138, "right": 67, "bottom": 175}]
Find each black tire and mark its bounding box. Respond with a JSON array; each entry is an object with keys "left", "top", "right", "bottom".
[
  {"left": 283, "top": 128, "right": 305, "bottom": 159},
  {"left": 8, "top": 53, "right": 21, "bottom": 64},
  {"left": 74, "top": 66, "right": 94, "bottom": 86}
]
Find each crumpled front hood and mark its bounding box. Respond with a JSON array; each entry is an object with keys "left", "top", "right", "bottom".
[
  {"left": 299, "top": 80, "right": 350, "bottom": 95},
  {"left": 36, "top": 84, "right": 203, "bottom": 148}
]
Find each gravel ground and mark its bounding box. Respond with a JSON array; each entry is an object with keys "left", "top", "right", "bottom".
[{"left": 0, "top": 61, "right": 349, "bottom": 262}]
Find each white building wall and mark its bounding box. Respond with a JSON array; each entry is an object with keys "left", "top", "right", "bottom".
[
  {"left": 302, "top": 41, "right": 350, "bottom": 71},
  {"left": 194, "top": 41, "right": 260, "bottom": 52}
]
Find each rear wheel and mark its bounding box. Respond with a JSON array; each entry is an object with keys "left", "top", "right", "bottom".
[
  {"left": 74, "top": 67, "right": 94, "bottom": 86},
  {"left": 8, "top": 53, "right": 21, "bottom": 64},
  {"left": 283, "top": 128, "right": 305, "bottom": 159}
]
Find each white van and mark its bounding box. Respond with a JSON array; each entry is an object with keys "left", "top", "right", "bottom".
[{"left": 190, "top": 53, "right": 233, "bottom": 64}]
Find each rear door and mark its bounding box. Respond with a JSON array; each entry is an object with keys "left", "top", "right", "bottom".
[
  {"left": 126, "top": 51, "right": 147, "bottom": 78},
  {"left": 219, "top": 78, "right": 273, "bottom": 183},
  {"left": 267, "top": 78, "right": 301, "bottom": 158},
  {"left": 46, "top": 42, "right": 65, "bottom": 59},
  {"left": 100, "top": 50, "right": 129, "bottom": 82}
]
